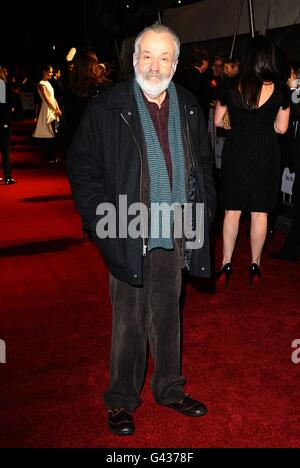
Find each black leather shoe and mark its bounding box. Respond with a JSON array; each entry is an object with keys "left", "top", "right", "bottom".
[
  {"left": 5, "top": 178, "right": 16, "bottom": 185},
  {"left": 163, "top": 395, "right": 208, "bottom": 417},
  {"left": 108, "top": 408, "right": 135, "bottom": 436}
]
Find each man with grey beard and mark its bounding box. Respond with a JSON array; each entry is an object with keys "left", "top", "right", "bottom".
[{"left": 67, "top": 24, "right": 216, "bottom": 436}]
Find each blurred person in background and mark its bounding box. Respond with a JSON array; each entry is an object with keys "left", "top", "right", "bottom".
[
  {"left": 270, "top": 66, "right": 300, "bottom": 261},
  {"left": 64, "top": 49, "right": 107, "bottom": 145},
  {"left": 98, "top": 63, "right": 113, "bottom": 89},
  {"left": 50, "top": 66, "right": 65, "bottom": 110},
  {"left": 0, "top": 65, "right": 16, "bottom": 184},
  {"left": 64, "top": 49, "right": 110, "bottom": 239},
  {"left": 33, "top": 64, "right": 62, "bottom": 164},
  {"left": 210, "top": 55, "right": 225, "bottom": 103},
  {"left": 268, "top": 64, "right": 299, "bottom": 239},
  {"left": 175, "top": 48, "right": 212, "bottom": 124},
  {"left": 223, "top": 58, "right": 240, "bottom": 79}
]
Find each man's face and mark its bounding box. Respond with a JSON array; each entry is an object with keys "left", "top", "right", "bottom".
[
  {"left": 213, "top": 60, "right": 224, "bottom": 77},
  {"left": 134, "top": 31, "right": 178, "bottom": 98}
]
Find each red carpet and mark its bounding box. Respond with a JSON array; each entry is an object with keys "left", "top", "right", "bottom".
[{"left": 0, "top": 121, "right": 300, "bottom": 448}]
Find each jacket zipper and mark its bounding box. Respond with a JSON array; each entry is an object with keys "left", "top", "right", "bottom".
[
  {"left": 184, "top": 105, "right": 208, "bottom": 206},
  {"left": 184, "top": 105, "right": 209, "bottom": 256},
  {"left": 184, "top": 105, "right": 197, "bottom": 175},
  {"left": 121, "top": 113, "right": 147, "bottom": 256}
]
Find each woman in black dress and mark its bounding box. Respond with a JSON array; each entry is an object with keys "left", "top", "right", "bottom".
[{"left": 214, "top": 36, "right": 290, "bottom": 285}]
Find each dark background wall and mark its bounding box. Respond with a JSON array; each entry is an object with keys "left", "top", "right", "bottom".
[
  {"left": 0, "top": 0, "right": 203, "bottom": 64},
  {"left": 1, "top": 1, "right": 299, "bottom": 82}
]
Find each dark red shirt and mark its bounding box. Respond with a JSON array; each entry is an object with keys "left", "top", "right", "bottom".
[{"left": 144, "top": 92, "right": 173, "bottom": 188}]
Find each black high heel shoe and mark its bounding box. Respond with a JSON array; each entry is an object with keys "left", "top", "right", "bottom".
[
  {"left": 249, "top": 263, "right": 262, "bottom": 286},
  {"left": 216, "top": 263, "right": 232, "bottom": 287}
]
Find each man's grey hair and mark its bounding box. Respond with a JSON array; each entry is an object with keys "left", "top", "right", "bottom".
[{"left": 134, "top": 24, "right": 181, "bottom": 63}]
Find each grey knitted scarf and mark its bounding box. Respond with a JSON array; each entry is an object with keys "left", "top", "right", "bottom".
[{"left": 133, "top": 79, "right": 187, "bottom": 251}]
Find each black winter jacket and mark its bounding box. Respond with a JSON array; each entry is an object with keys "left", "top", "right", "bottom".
[{"left": 67, "top": 79, "right": 217, "bottom": 285}]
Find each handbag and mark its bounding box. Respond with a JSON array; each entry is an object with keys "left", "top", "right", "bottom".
[
  {"left": 222, "top": 108, "right": 231, "bottom": 130},
  {"left": 47, "top": 108, "right": 60, "bottom": 135},
  {"left": 51, "top": 119, "right": 60, "bottom": 135}
]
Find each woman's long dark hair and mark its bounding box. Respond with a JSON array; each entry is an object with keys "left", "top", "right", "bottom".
[
  {"left": 236, "top": 35, "right": 280, "bottom": 110},
  {"left": 69, "top": 49, "right": 101, "bottom": 98}
]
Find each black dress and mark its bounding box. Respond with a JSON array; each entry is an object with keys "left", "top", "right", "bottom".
[{"left": 220, "top": 81, "right": 290, "bottom": 212}]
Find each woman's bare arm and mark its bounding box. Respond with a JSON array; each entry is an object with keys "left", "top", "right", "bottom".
[
  {"left": 274, "top": 107, "right": 290, "bottom": 134},
  {"left": 214, "top": 101, "right": 227, "bottom": 127}
]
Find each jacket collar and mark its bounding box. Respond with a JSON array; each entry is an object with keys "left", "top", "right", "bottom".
[{"left": 104, "top": 78, "right": 198, "bottom": 113}]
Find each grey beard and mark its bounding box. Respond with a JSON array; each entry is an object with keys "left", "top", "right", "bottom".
[{"left": 134, "top": 68, "right": 173, "bottom": 98}]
